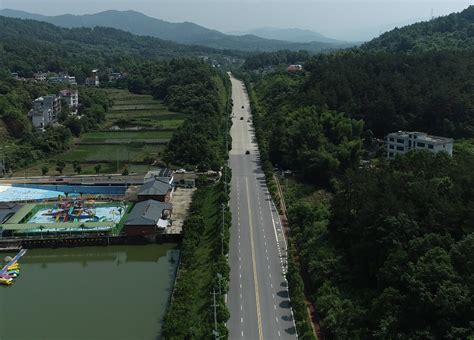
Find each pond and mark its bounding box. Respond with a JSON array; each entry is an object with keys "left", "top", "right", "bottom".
[{"left": 0, "top": 244, "right": 179, "bottom": 340}]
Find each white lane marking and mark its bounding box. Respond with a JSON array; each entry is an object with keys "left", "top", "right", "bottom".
[
  {"left": 241, "top": 305, "right": 243, "bottom": 311},
  {"left": 278, "top": 331, "right": 281, "bottom": 337},
  {"left": 274, "top": 304, "right": 276, "bottom": 310},
  {"left": 272, "top": 293, "right": 275, "bottom": 299},
  {"left": 275, "top": 317, "right": 279, "bottom": 323},
  {"left": 270, "top": 283, "right": 273, "bottom": 289},
  {"left": 269, "top": 273, "right": 272, "bottom": 279},
  {"left": 241, "top": 317, "right": 243, "bottom": 323},
  {"left": 242, "top": 331, "right": 244, "bottom": 337}
]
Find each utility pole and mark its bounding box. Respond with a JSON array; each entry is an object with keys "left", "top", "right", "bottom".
[
  {"left": 221, "top": 203, "right": 225, "bottom": 256},
  {"left": 217, "top": 273, "right": 223, "bottom": 296},
  {"left": 211, "top": 288, "right": 218, "bottom": 336}
]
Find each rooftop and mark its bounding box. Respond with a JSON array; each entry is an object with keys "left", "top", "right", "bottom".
[
  {"left": 125, "top": 200, "right": 172, "bottom": 226},
  {"left": 388, "top": 131, "right": 453, "bottom": 144},
  {"left": 139, "top": 178, "right": 172, "bottom": 196}
]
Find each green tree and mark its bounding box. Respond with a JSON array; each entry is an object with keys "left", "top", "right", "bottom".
[{"left": 56, "top": 160, "right": 66, "bottom": 175}]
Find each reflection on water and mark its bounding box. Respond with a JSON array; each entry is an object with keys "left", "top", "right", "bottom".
[{"left": 0, "top": 245, "right": 179, "bottom": 340}]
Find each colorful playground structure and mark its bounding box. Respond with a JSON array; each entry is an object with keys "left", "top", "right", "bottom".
[
  {"left": 43, "top": 198, "right": 100, "bottom": 223},
  {"left": 0, "top": 249, "right": 27, "bottom": 286}
]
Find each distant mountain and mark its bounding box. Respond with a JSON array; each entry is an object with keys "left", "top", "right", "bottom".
[
  {"left": 362, "top": 5, "right": 474, "bottom": 53},
  {"left": 0, "top": 9, "right": 351, "bottom": 53},
  {"left": 0, "top": 15, "right": 234, "bottom": 75},
  {"left": 231, "top": 27, "right": 346, "bottom": 44}
]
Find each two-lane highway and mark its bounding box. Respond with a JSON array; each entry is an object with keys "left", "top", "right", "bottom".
[{"left": 228, "top": 74, "right": 297, "bottom": 339}]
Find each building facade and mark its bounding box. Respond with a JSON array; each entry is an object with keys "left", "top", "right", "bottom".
[
  {"left": 28, "top": 95, "right": 61, "bottom": 129},
  {"left": 386, "top": 131, "right": 453, "bottom": 158},
  {"left": 48, "top": 74, "right": 77, "bottom": 85},
  {"left": 59, "top": 89, "right": 79, "bottom": 114},
  {"left": 85, "top": 69, "right": 100, "bottom": 87}
]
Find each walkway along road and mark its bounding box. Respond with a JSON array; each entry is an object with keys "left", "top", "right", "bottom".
[{"left": 227, "top": 73, "right": 298, "bottom": 339}]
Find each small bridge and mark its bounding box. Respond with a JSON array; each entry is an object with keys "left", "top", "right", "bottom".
[{"left": 0, "top": 249, "right": 27, "bottom": 275}]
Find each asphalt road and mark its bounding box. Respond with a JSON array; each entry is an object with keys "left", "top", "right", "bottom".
[{"left": 227, "top": 74, "right": 297, "bottom": 340}]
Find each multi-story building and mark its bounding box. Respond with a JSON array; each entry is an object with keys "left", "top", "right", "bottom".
[
  {"left": 48, "top": 74, "right": 77, "bottom": 85},
  {"left": 85, "top": 69, "right": 100, "bottom": 86},
  {"left": 59, "top": 89, "right": 79, "bottom": 114},
  {"left": 28, "top": 95, "right": 61, "bottom": 129},
  {"left": 386, "top": 131, "right": 453, "bottom": 158}
]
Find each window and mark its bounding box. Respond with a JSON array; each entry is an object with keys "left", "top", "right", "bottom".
[
  {"left": 417, "top": 142, "right": 425, "bottom": 148},
  {"left": 389, "top": 152, "right": 394, "bottom": 157},
  {"left": 428, "top": 144, "right": 434, "bottom": 149},
  {"left": 389, "top": 145, "right": 394, "bottom": 149},
  {"left": 409, "top": 141, "right": 412, "bottom": 147},
  {"left": 389, "top": 138, "right": 394, "bottom": 142},
  {"left": 396, "top": 146, "right": 404, "bottom": 151},
  {"left": 397, "top": 139, "right": 404, "bottom": 144}
]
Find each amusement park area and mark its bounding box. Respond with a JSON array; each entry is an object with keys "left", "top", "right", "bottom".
[{"left": 0, "top": 168, "right": 197, "bottom": 249}]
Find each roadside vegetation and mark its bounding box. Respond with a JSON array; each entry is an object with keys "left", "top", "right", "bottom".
[
  {"left": 163, "top": 63, "right": 233, "bottom": 338},
  {"left": 238, "top": 7, "right": 474, "bottom": 337}
]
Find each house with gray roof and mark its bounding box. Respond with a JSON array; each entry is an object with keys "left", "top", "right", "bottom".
[
  {"left": 123, "top": 200, "right": 172, "bottom": 236},
  {"left": 137, "top": 177, "right": 173, "bottom": 202}
]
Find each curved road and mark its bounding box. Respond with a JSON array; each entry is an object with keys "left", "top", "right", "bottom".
[{"left": 228, "top": 74, "right": 297, "bottom": 340}]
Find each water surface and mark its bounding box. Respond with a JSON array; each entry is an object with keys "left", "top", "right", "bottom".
[{"left": 0, "top": 245, "right": 179, "bottom": 340}]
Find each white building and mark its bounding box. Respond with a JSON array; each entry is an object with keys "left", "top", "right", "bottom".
[
  {"left": 85, "top": 69, "right": 99, "bottom": 86},
  {"left": 386, "top": 131, "right": 453, "bottom": 158},
  {"left": 48, "top": 74, "right": 77, "bottom": 85},
  {"left": 28, "top": 95, "right": 61, "bottom": 129},
  {"left": 59, "top": 89, "right": 79, "bottom": 114}
]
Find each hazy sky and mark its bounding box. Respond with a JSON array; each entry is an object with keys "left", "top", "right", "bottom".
[{"left": 0, "top": 0, "right": 472, "bottom": 41}]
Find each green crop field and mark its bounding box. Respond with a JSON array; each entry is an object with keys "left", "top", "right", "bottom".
[
  {"left": 58, "top": 144, "right": 165, "bottom": 162},
  {"left": 80, "top": 131, "right": 174, "bottom": 143}
]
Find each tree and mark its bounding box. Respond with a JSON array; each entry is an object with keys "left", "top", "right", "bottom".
[
  {"left": 74, "top": 164, "right": 82, "bottom": 175},
  {"left": 41, "top": 166, "right": 49, "bottom": 176},
  {"left": 94, "top": 164, "right": 102, "bottom": 174},
  {"left": 56, "top": 160, "right": 66, "bottom": 175}
]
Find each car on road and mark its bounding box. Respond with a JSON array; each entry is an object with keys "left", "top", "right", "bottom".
[
  {"left": 175, "top": 169, "right": 186, "bottom": 174},
  {"left": 240, "top": 117, "right": 244, "bottom": 120},
  {"left": 245, "top": 150, "right": 250, "bottom": 155}
]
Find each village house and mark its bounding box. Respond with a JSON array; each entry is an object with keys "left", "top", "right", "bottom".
[
  {"left": 59, "top": 89, "right": 79, "bottom": 114},
  {"left": 123, "top": 200, "right": 173, "bottom": 236},
  {"left": 28, "top": 95, "right": 61, "bottom": 129}
]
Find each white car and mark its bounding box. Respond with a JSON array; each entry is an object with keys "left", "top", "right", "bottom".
[{"left": 175, "top": 169, "right": 186, "bottom": 174}]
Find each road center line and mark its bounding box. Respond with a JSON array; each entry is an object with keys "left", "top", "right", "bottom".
[{"left": 245, "top": 177, "right": 264, "bottom": 340}]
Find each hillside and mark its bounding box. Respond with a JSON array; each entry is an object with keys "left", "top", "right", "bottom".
[
  {"left": 0, "top": 9, "right": 349, "bottom": 53},
  {"left": 0, "top": 15, "right": 238, "bottom": 75},
  {"left": 233, "top": 27, "right": 346, "bottom": 44},
  {"left": 363, "top": 5, "right": 474, "bottom": 52}
]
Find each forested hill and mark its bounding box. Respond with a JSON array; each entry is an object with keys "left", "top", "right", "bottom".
[
  {"left": 363, "top": 5, "right": 474, "bottom": 53},
  {"left": 0, "top": 9, "right": 351, "bottom": 53},
  {"left": 0, "top": 15, "right": 237, "bottom": 75}
]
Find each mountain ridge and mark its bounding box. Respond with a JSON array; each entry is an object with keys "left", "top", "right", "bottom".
[
  {"left": 0, "top": 8, "right": 353, "bottom": 52},
  {"left": 230, "top": 27, "right": 346, "bottom": 44}
]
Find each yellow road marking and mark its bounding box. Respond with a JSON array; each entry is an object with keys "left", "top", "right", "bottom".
[{"left": 246, "top": 177, "right": 264, "bottom": 340}]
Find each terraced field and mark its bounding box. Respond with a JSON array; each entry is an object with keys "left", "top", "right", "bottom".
[{"left": 13, "top": 90, "right": 184, "bottom": 176}]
